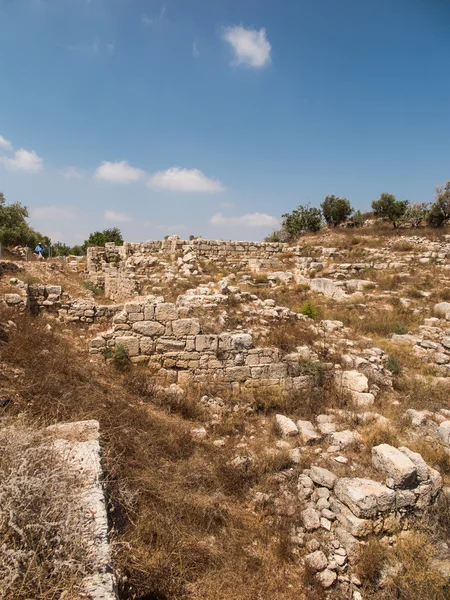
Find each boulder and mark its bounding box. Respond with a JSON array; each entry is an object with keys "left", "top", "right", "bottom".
[
  {"left": 434, "top": 302, "right": 450, "bottom": 317},
  {"left": 334, "top": 477, "right": 396, "bottom": 518},
  {"left": 330, "top": 498, "right": 373, "bottom": 537},
  {"left": 398, "top": 446, "right": 429, "bottom": 482},
  {"left": 316, "top": 569, "right": 337, "bottom": 588},
  {"left": 301, "top": 507, "right": 321, "bottom": 531},
  {"left": 310, "top": 278, "right": 347, "bottom": 301},
  {"left": 439, "top": 421, "right": 450, "bottom": 445},
  {"left": 275, "top": 414, "right": 298, "bottom": 437},
  {"left": 310, "top": 466, "right": 337, "bottom": 489},
  {"left": 132, "top": 321, "right": 165, "bottom": 337},
  {"left": 305, "top": 550, "right": 327, "bottom": 572},
  {"left": 331, "top": 430, "right": 362, "bottom": 449},
  {"left": 372, "top": 444, "right": 417, "bottom": 488},
  {"left": 297, "top": 420, "right": 321, "bottom": 444},
  {"left": 340, "top": 371, "right": 369, "bottom": 393}
]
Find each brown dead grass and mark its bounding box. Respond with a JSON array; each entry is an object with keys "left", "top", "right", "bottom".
[
  {"left": 0, "top": 425, "right": 91, "bottom": 600},
  {"left": 0, "top": 308, "right": 302, "bottom": 600}
]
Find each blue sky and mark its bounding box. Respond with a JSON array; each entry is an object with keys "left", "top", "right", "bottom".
[{"left": 1, "top": 0, "right": 449, "bottom": 244}]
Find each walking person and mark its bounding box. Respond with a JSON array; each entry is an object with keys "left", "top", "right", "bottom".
[{"left": 34, "top": 242, "right": 45, "bottom": 260}]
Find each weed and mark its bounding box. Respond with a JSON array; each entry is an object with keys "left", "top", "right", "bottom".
[
  {"left": 386, "top": 355, "right": 402, "bottom": 375},
  {"left": 82, "top": 280, "right": 104, "bottom": 296},
  {"left": 300, "top": 301, "right": 318, "bottom": 319}
]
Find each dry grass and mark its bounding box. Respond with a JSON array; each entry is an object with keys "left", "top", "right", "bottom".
[
  {"left": 408, "top": 438, "right": 450, "bottom": 479},
  {"left": 358, "top": 533, "right": 449, "bottom": 600},
  {"left": 258, "top": 319, "right": 316, "bottom": 353},
  {"left": 0, "top": 425, "right": 91, "bottom": 600},
  {"left": 0, "top": 308, "right": 302, "bottom": 600}
]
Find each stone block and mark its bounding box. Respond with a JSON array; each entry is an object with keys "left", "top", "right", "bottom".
[
  {"left": 329, "top": 498, "right": 373, "bottom": 537},
  {"left": 155, "top": 303, "right": 178, "bottom": 322},
  {"left": 172, "top": 318, "right": 201, "bottom": 337},
  {"left": 301, "top": 507, "right": 321, "bottom": 531},
  {"left": 372, "top": 444, "right": 417, "bottom": 488},
  {"left": 225, "top": 366, "right": 251, "bottom": 382},
  {"left": 114, "top": 336, "right": 139, "bottom": 357},
  {"left": 340, "top": 370, "right": 369, "bottom": 393},
  {"left": 398, "top": 446, "right": 429, "bottom": 482},
  {"left": 140, "top": 338, "right": 156, "bottom": 355},
  {"left": 439, "top": 421, "right": 450, "bottom": 445},
  {"left": 310, "top": 466, "right": 337, "bottom": 489},
  {"left": 275, "top": 414, "right": 298, "bottom": 437},
  {"left": 230, "top": 333, "right": 253, "bottom": 350},
  {"left": 297, "top": 420, "right": 321, "bottom": 444},
  {"left": 128, "top": 312, "right": 144, "bottom": 322},
  {"left": 144, "top": 304, "right": 155, "bottom": 320},
  {"left": 334, "top": 477, "right": 396, "bottom": 518},
  {"left": 124, "top": 302, "right": 143, "bottom": 313},
  {"left": 132, "top": 321, "right": 165, "bottom": 337},
  {"left": 195, "top": 335, "right": 219, "bottom": 352}
]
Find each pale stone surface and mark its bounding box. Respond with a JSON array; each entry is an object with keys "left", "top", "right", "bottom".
[
  {"left": 301, "top": 507, "right": 321, "bottom": 531},
  {"left": 297, "top": 420, "right": 321, "bottom": 444},
  {"left": 439, "top": 421, "right": 450, "bottom": 445},
  {"left": 341, "top": 371, "right": 369, "bottom": 393},
  {"left": 316, "top": 569, "right": 337, "bottom": 588},
  {"left": 334, "top": 477, "right": 396, "bottom": 518},
  {"left": 275, "top": 414, "right": 298, "bottom": 437},
  {"left": 172, "top": 318, "right": 201, "bottom": 337},
  {"left": 331, "top": 429, "right": 362, "bottom": 448},
  {"left": 330, "top": 498, "right": 373, "bottom": 537},
  {"left": 114, "top": 336, "right": 139, "bottom": 356},
  {"left": 305, "top": 550, "right": 327, "bottom": 572},
  {"left": 398, "top": 446, "right": 429, "bottom": 482},
  {"left": 372, "top": 444, "right": 417, "bottom": 488},
  {"left": 132, "top": 321, "right": 165, "bottom": 336},
  {"left": 434, "top": 302, "right": 450, "bottom": 317},
  {"left": 310, "top": 466, "right": 337, "bottom": 489}
]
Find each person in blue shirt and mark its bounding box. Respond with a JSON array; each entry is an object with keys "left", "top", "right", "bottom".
[{"left": 34, "top": 242, "right": 45, "bottom": 259}]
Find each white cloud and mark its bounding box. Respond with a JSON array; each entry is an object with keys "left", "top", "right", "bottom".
[
  {"left": 142, "top": 5, "right": 166, "bottom": 26},
  {"left": 210, "top": 212, "right": 279, "bottom": 228},
  {"left": 222, "top": 25, "right": 271, "bottom": 68},
  {"left": 148, "top": 167, "right": 225, "bottom": 193},
  {"left": 0, "top": 135, "right": 12, "bottom": 151},
  {"left": 94, "top": 160, "right": 145, "bottom": 183},
  {"left": 31, "top": 206, "right": 74, "bottom": 220},
  {"left": 0, "top": 148, "right": 43, "bottom": 173},
  {"left": 104, "top": 209, "right": 133, "bottom": 223},
  {"left": 60, "top": 166, "right": 85, "bottom": 179},
  {"left": 193, "top": 41, "right": 199, "bottom": 57}
]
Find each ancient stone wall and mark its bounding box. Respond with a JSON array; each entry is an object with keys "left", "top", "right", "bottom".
[{"left": 90, "top": 295, "right": 307, "bottom": 391}]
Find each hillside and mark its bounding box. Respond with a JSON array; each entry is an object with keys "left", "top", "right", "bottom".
[{"left": 1, "top": 229, "right": 450, "bottom": 600}]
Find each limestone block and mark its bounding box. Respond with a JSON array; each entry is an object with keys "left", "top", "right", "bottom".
[
  {"left": 5, "top": 293, "right": 22, "bottom": 305},
  {"left": 114, "top": 336, "right": 139, "bottom": 357},
  {"left": 329, "top": 498, "right": 373, "bottom": 537},
  {"left": 155, "top": 303, "right": 179, "bottom": 322},
  {"left": 331, "top": 430, "right": 362, "bottom": 449},
  {"left": 341, "top": 370, "right": 369, "bottom": 393},
  {"left": 132, "top": 321, "right": 165, "bottom": 337},
  {"left": 398, "top": 446, "right": 429, "bottom": 482},
  {"left": 275, "top": 414, "right": 298, "bottom": 437},
  {"left": 334, "top": 477, "right": 396, "bottom": 518},
  {"left": 128, "top": 312, "right": 144, "bottom": 322},
  {"left": 434, "top": 302, "right": 450, "bottom": 317},
  {"left": 268, "top": 363, "right": 288, "bottom": 378},
  {"left": 316, "top": 569, "right": 337, "bottom": 588},
  {"left": 297, "top": 420, "right": 322, "bottom": 444},
  {"left": 439, "top": 421, "right": 450, "bottom": 445},
  {"left": 124, "top": 302, "right": 143, "bottom": 313},
  {"left": 144, "top": 304, "right": 155, "bottom": 320},
  {"left": 310, "top": 466, "right": 337, "bottom": 489},
  {"left": 91, "top": 337, "right": 106, "bottom": 348},
  {"left": 156, "top": 339, "right": 186, "bottom": 352},
  {"left": 172, "top": 318, "right": 201, "bottom": 337},
  {"left": 195, "top": 335, "right": 219, "bottom": 352},
  {"left": 224, "top": 366, "right": 251, "bottom": 382},
  {"left": 372, "top": 444, "right": 417, "bottom": 488},
  {"left": 301, "top": 507, "right": 321, "bottom": 531},
  {"left": 139, "top": 338, "right": 156, "bottom": 355},
  {"left": 230, "top": 333, "right": 253, "bottom": 350},
  {"left": 395, "top": 489, "right": 417, "bottom": 509},
  {"left": 305, "top": 550, "right": 327, "bottom": 572}
]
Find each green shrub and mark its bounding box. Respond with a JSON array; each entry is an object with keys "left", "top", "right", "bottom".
[
  {"left": 300, "top": 301, "right": 318, "bottom": 319},
  {"left": 386, "top": 355, "right": 402, "bottom": 375}
]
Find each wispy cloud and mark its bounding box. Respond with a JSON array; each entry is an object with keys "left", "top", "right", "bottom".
[
  {"left": 105, "top": 209, "right": 133, "bottom": 223},
  {"left": 142, "top": 5, "right": 166, "bottom": 26},
  {"left": 210, "top": 212, "right": 279, "bottom": 227},
  {"left": 66, "top": 39, "right": 115, "bottom": 56},
  {"left": 31, "top": 205, "right": 74, "bottom": 220},
  {"left": 222, "top": 25, "right": 272, "bottom": 68},
  {"left": 0, "top": 148, "right": 43, "bottom": 173},
  {"left": 148, "top": 167, "right": 225, "bottom": 193},
  {"left": 60, "top": 166, "right": 85, "bottom": 179},
  {"left": 94, "top": 160, "right": 146, "bottom": 183},
  {"left": 0, "top": 135, "right": 12, "bottom": 151}
]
